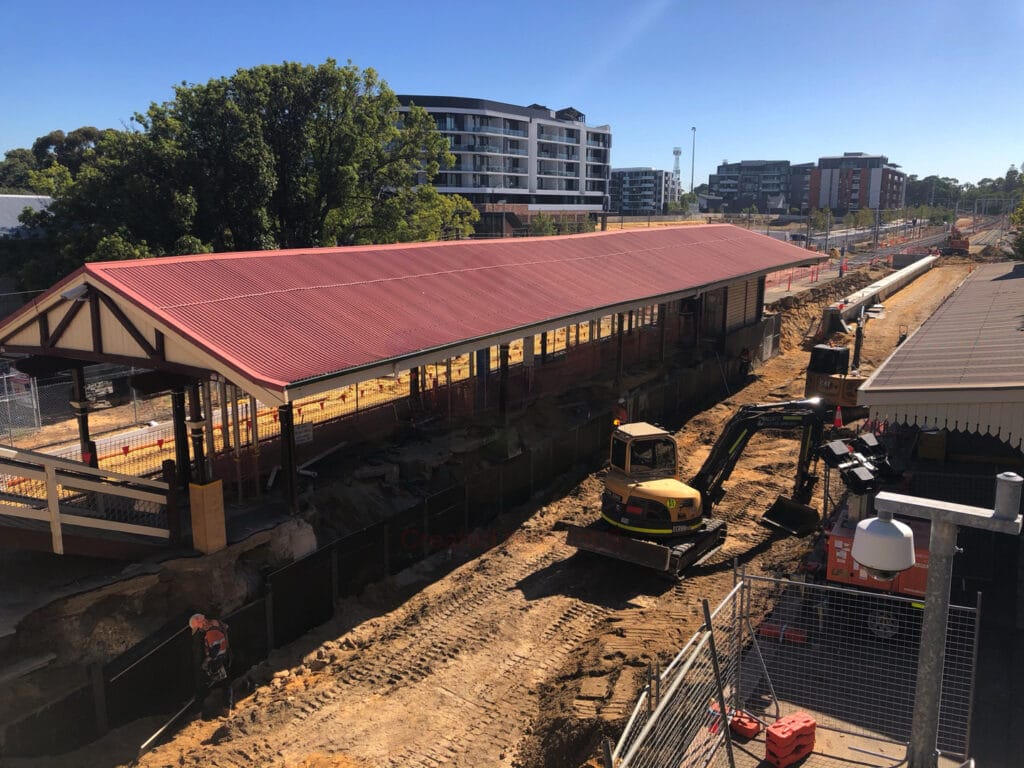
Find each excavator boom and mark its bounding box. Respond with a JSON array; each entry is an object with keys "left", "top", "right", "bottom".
[{"left": 689, "top": 398, "right": 826, "bottom": 535}]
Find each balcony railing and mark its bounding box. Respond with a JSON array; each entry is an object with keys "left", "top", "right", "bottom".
[
  {"left": 537, "top": 132, "right": 579, "bottom": 145},
  {"left": 538, "top": 150, "right": 579, "bottom": 161},
  {"left": 537, "top": 179, "right": 579, "bottom": 191},
  {"left": 537, "top": 167, "right": 579, "bottom": 178},
  {"left": 463, "top": 125, "right": 528, "bottom": 137}
]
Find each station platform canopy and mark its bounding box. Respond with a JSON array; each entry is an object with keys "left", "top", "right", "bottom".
[{"left": 0, "top": 224, "right": 818, "bottom": 406}]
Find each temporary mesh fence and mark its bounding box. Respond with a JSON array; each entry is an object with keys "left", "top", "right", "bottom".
[{"left": 613, "top": 574, "right": 980, "bottom": 767}]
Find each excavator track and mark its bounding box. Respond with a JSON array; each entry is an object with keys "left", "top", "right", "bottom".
[{"left": 566, "top": 517, "right": 727, "bottom": 577}]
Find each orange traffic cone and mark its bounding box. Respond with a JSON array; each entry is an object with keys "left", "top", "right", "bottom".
[{"left": 833, "top": 405, "right": 843, "bottom": 429}]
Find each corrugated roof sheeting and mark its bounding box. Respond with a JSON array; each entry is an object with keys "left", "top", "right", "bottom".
[
  {"left": 7, "top": 225, "right": 816, "bottom": 395},
  {"left": 861, "top": 262, "right": 1024, "bottom": 449}
]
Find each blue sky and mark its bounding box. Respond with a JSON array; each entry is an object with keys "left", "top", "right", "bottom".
[{"left": 2, "top": 0, "right": 1021, "bottom": 187}]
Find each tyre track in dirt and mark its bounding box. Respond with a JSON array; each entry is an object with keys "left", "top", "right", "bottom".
[{"left": 145, "top": 530, "right": 613, "bottom": 768}]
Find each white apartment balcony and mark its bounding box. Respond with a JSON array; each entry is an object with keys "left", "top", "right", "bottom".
[
  {"left": 537, "top": 131, "right": 579, "bottom": 144},
  {"left": 538, "top": 149, "right": 580, "bottom": 161},
  {"left": 465, "top": 124, "right": 528, "bottom": 137},
  {"left": 537, "top": 179, "right": 580, "bottom": 191},
  {"left": 537, "top": 166, "right": 579, "bottom": 178}
]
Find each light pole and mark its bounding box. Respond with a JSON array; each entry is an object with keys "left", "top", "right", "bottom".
[
  {"left": 853, "top": 473, "right": 1023, "bottom": 768},
  {"left": 689, "top": 126, "right": 696, "bottom": 194}
]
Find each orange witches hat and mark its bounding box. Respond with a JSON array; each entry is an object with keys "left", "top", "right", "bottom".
[{"left": 833, "top": 405, "right": 843, "bottom": 429}]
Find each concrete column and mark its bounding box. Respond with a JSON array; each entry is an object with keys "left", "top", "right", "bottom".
[
  {"left": 499, "top": 343, "right": 510, "bottom": 419},
  {"left": 202, "top": 380, "right": 215, "bottom": 481},
  {"left": 172, "top": 386, "right": 190, "bottom": 486},
  {"left": 410, "top": 366, "right": 420, "bottom": 405},
  {"left": 615, "top": 312, "right": 625, "bottom": 383},
  {"left": 187, "top": 381, "right": 206, "bottom": 484},
  {"left": 218, "top": 379, "right": 230, "bottom": 451},
  {"left": 70, "top": 365, "right": 92, "bottom": 463},
  {"left": 278, "top": 403, "right": 298, "bottom": 513},
  {"left": 658, "top": 302, "right": 668, "bottom": 362}
]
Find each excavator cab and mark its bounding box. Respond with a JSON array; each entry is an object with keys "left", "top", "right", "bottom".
[{"left": 602, "top": 423, "right": 704, "bottom": 536}]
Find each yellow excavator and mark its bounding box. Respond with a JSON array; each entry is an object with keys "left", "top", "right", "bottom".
[{"left": 566, "top": 398, "right": 827, "bottom": 576}]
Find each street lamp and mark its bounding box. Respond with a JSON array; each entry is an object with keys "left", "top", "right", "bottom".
[
  {"left": 852, "top": 472, "right": 1023, "bottom": 768},
  {"left": 689, "top": 126, "right": 696, "bottom": 194}
]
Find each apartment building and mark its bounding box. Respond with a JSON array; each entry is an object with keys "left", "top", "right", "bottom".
[
  {"left": 397, "top": 96, "right": 612, "bottom": 234},
  {"left": 809, "top": 153, "right": 906, "bottom": 212},
  {"left": 709, "top": 161, "right": 792, "bottom": 213},
  {"left": 609, "top": 168, "right": 680, "bottom": 214}
]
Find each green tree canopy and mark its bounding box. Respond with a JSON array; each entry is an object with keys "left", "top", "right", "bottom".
[
  {"left": 0, "top": 148, "right": 39, "bottom": 192},
  {"left": 29, "top": 59, "right": 470, "bottom": 277}
]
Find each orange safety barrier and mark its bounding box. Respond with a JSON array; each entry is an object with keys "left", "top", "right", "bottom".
[
  {"left": 757, "top": 622, "right": 808, "bottom": 644},
  {"left": 708, "top": 702, "right": 763, "bottom": 738},
  {"left": 766, "top": 712, "right": 816, "bottom": 768}
]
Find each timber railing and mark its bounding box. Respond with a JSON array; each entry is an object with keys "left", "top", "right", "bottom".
[{"left": 0, "top": 445, "right": 177, "bottom": 554}]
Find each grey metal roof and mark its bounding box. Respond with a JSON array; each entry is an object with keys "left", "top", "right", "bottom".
[
  {"left": 0, "top": 194, "right": 51, "bottom": 235},
  {"left": 859, "top": 261, "right": 1024, "bottom": 447}
]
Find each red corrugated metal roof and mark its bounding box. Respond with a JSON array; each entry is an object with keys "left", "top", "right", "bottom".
[{"left": 68, "top": 224, "right": 813, "bottom": 393}]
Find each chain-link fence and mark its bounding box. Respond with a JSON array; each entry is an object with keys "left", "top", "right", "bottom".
[{"left": 613, "top": 574, "right": 980, "bottom": 767}]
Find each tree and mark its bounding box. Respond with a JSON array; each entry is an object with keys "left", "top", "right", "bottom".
[
  {"left": 1009, "top": 198, "right": 1024, "bottom": 261},
  {"left": 31, "top": 127, "right": 102, "bottom": 176},
  {"left": 854, "top": 208, "right": 875, "bottom": 229},
  {"left": 34, "top": 59, "right": 467, "bottom": 271},
  {"left": 529, "top": 213, "right": 557, "bottom": 236},
  {"left": 0, "top": 148, "right": 39, "bottom": 192}
]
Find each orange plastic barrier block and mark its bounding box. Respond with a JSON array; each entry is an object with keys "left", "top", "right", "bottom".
[
  {"left": 730, "top": 710, "right": 762, "bottom": 739},
  {"left": 707, "top": 702, "right": 762, "bottom": 738},
  {"left": 766, "top": 712, "right": 816, "bottom": 766},
  {"left": 757, "top": 623, "right": 809, "bottom": 644},
  {"left": 765, "top": 742, "right": 813, "bottom": 768}
]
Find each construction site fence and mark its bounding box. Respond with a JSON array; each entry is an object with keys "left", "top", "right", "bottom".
[
  {"left": 611, "top": 574, "right": 980, "bottom": 767},
  {"left": 0, "top": 410, "right": 619, "bottom": 759}
]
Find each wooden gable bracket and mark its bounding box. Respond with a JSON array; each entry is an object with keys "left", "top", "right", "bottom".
[
  {"left": 43, "top": 298, "right": 87, "bottom": 349},
  {"left": 96, "top": 292, "right": 160, "bottom": 360}
]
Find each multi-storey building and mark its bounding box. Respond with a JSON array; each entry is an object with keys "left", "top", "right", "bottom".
[
  {"left": 709, "top": 161, "right": 792, "bottom": 213},
  {"left": 788, "top": 163, "right": 814, "bottom": 214},
  {"left": 809, "top": 153, "right": 906, "bottom": 212},
  {"left": 609, "top": 168, "right": 680, "bottom": 214},
  {"left": 397, "top": 96, "right": 612, "bottom": 235}
]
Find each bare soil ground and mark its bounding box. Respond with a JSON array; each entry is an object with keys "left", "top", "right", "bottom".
[{"left": 15, "top": 261, "right": 976, "bottom": 768}]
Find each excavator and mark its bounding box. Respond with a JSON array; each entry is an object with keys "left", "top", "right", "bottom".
[{"left": 566, "top": 398, "right": 828, "bottom": 576}]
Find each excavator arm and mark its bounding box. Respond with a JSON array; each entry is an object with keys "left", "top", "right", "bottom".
[{"left": 688, "top": 398, "right": 826, "bottom": 534}]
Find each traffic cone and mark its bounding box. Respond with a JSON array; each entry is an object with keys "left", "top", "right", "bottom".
[{"left": 833, "top": 406, "right": 843, "bottom": 429}]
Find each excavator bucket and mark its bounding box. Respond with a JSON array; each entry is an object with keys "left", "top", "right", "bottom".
[{"left": 761, "top": 496, "right": 819, "bottom": 536}]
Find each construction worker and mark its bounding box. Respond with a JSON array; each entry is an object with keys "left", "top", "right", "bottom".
[
  {"left": 190, "top": 613, "right": 233, "bottom": 713},
  {"left": 613, "top": 397, "right": 628, "bottom": 426}
]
